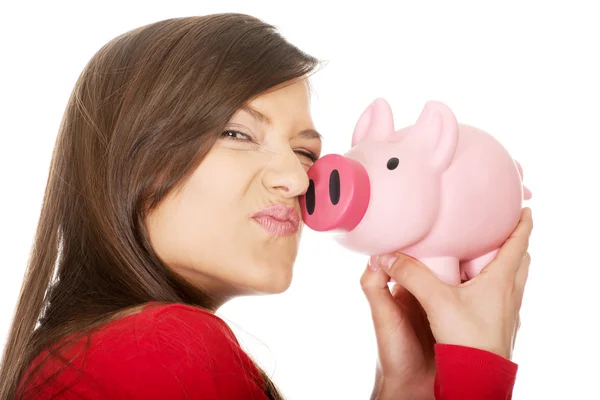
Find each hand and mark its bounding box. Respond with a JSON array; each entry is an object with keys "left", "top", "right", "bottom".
[
  {"left": 376, "top": 207, "right": 533, "bottom": 360},
  {"left": 361, "top": 258, "right": 437, "bottom": 399}
]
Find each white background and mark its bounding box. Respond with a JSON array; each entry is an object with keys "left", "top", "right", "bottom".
[{"left": 1, "top": 1, "right": 599, "bottom": 399}]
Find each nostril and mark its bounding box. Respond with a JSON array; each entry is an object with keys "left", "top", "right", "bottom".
[
  {"left": 329, "top": 170, "right": 340, "bottom": 205},
  {"left": 387, "top": 157, "right": 399, "bottom": 170},
  {"left": 306, "top": 179, "right": 316, "bottom": 215}
]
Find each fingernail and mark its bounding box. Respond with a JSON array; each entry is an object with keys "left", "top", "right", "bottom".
[
  {"left": 368, "top": 256, "right": 380, "bottom": 271},
  {"left": 377, "top": 255, "right": 397, "bottom": 270}
]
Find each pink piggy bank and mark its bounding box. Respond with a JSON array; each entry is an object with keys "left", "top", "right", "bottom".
[{"left": 299, "top": 99, "right": 531, "bottom": 285}]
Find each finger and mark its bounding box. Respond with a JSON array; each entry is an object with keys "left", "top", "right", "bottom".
[
  {"left": 511, "top": 314, "right": 521, "bottom": 355},
  {"left": 493, "top": 207, "right": 533, "bottom": 275},
  {"left": 378, "top": 253, "right": 449, "bottom": 310},
  {"left": 514, "top": 252, "right": 531, "bottom": 304},
  {"left": 391, "top": 284, "right": 437, "bottom": 359},
  {"left": 361, "top": 263, "right": 433, "bottom": 372},
  {"left": 390, "top": 279, "right": 412, "bottom": 306},
  {"left": 361, "top": 258, "right": 406, "bottom": 330}
]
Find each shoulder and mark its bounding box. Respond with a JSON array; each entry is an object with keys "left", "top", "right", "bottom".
[
  {"left": 103, "top": 303, "right": 266, "bottom": 397},
  {"left": 23, "top": 303, "right": 267, "bottom": 400},
  {"left": 134, "top": 301, "right": 241, "bottom": 348}
]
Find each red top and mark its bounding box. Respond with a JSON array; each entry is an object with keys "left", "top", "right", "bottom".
[{"left": 20, "top": 302, "right": 518, "bottom": 399}]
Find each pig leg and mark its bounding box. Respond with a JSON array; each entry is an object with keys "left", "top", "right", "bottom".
[
  {"left": 461, "top": 249, "right": 500, "bottom": 280},
  {"left": 419, "top": 257, "right": 461, "bottom": 285}
]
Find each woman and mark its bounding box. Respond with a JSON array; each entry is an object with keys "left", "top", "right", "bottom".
[{"left": 0, "top": 13, "right": 533, "bottom": 400}]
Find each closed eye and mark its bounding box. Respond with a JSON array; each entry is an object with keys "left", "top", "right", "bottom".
[
  {"left": 221, "top": 130, "right": 318, "bottom": 162},
  {"left": 296, "top": 150, "right": 318, "bottom": 163}
]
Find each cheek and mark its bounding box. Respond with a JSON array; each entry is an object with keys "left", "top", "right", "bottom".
[
  {"left": 377, "top": 172, "right": 440, "bottom": 247},
  {"left": 148, "top": 152, "right": 256, "bottom": 265},
  {"left": 186, "top": 148, "right": 261, "bottom": 214},
  {"left": 339, "top": 171, "right": 440, "bottom": 254}
]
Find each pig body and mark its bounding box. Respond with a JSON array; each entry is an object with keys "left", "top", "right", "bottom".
[{"left": 300, "top": 99, "right": 531, "bottom": 285}]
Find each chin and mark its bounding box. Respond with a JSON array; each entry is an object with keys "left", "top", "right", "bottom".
[
  {"left": 247, "top": 260, "right": 294, "bottom": 295},
  {"left": 265, "top": 277, "right": 293, "bottom": 294}
]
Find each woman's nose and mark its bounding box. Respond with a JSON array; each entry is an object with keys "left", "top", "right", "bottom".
[{"left": 262, "top": 150, "right": 310, "bottom": 198}]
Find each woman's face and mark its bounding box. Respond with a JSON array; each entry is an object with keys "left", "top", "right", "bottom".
[{"left": 146, "top": 79, "right": 322, "bottom": 304}]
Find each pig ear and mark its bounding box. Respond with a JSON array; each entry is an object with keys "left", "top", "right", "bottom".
[
  {"left": 351, "top": 102, "right": 373, "bottom": 147},
  {"left": 407, "top": 101, "right": 459, "bottom": 173},
  {"left": 351, "top": 98, "right": 395, "bottom": 146}
]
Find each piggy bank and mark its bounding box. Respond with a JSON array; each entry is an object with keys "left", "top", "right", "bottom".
[{"left": 299, "top": 99, "right": 531, "bottom": 285}]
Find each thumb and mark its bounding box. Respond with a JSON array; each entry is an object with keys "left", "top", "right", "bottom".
[{"left": 377, "top": 253, "right": 448, "bottom": 310}]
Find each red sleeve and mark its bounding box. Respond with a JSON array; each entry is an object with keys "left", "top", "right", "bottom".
[
  {"left": 22, "top": 303, "right": 269, "bottom": 399},
  {"left": 434, "top": 344, "right": 518, "bottom": 400}
]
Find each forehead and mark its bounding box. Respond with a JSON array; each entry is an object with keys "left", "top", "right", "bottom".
[{"left": 247, "top": 79, "right": 311, "bottom": 120}]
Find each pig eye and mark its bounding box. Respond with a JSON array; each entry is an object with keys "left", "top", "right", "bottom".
[{"left": 387, "top": 157, "right": 399, "bottom": 170}]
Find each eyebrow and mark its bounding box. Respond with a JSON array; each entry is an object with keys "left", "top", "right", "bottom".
[
  {"left": 297, "top": 129, "right": 323, "bottom": 140},
  {"left": 241, "top": 104, "right": 272, "bottom": 125},
  {"left": 240, "top": 104, "right": 323, "bottom": 140}
]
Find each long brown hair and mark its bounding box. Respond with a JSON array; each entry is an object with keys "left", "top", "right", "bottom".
[{"left": 0, "top": 14, "right": 320, "bottom": 399}]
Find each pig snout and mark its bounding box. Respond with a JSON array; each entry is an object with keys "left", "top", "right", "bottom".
[{"left": 299, "top": 154, "right": 370, "bottom": 232}]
